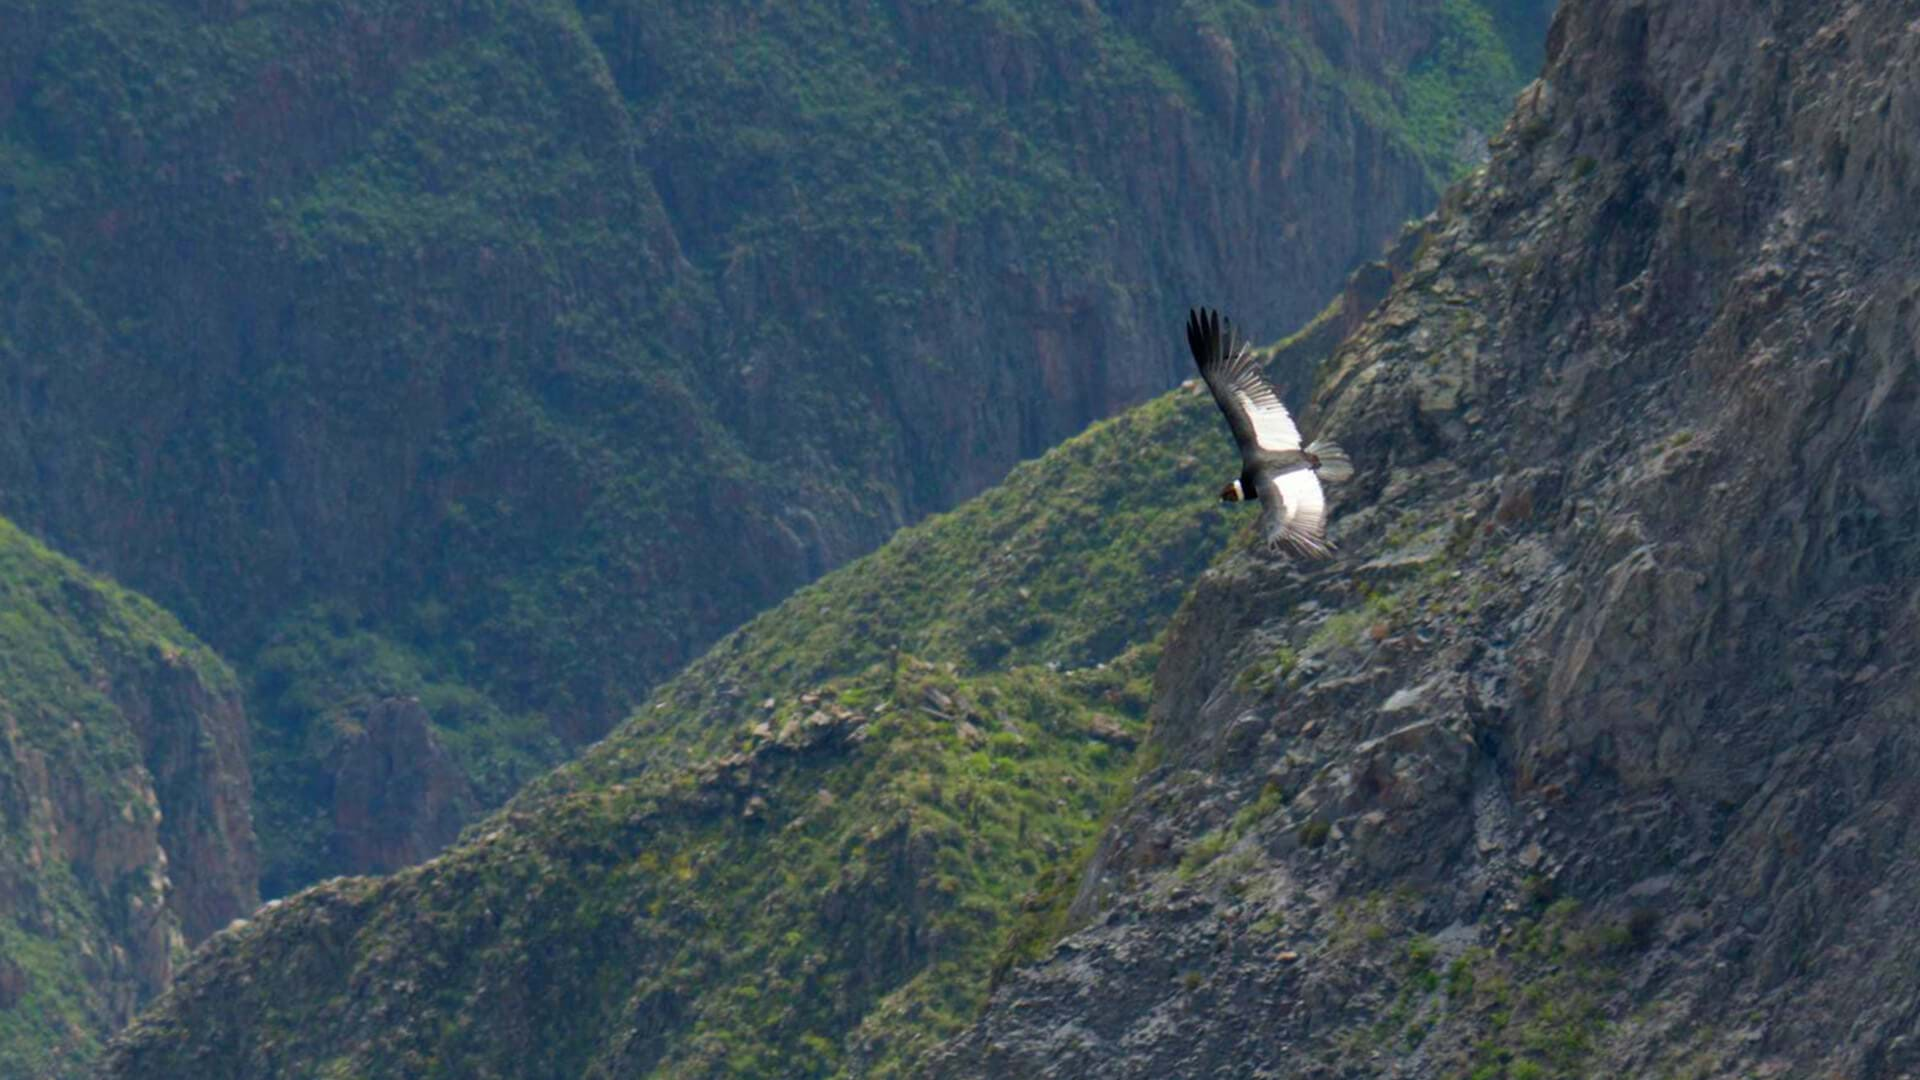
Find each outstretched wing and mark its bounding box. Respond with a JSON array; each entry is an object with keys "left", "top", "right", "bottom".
[
  {"left": 1255, "top": 466, "right": 1334, "bottom": 559},
  {"left": 1186, "top": 307, "right": 1302, "bottom": 456}
]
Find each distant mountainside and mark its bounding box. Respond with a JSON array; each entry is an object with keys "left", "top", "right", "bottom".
[
  {"left": 0, "top": 517, "right": 254, "bottom": 1078},
  {"left": 0, "top": 0, "right": 1551, "bottom": 896},
  {"left": 97, "top": 268, "right": 1390, "bottom": 1078},
  {"left": 104, "top": 0, "right": 1920, "bottom": 1075}
]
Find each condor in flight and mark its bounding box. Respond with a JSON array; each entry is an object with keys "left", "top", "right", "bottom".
[{"left": 1186, "top": 307, "right": 1352, "bottom": 558}]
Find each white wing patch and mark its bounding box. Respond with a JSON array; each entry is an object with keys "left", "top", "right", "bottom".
[
  {"left": 1231, "top": 382, "right": 1303, "bottom": 452},
  {"left": 1257, "top": 466, "right": 1333, "bottom": 558},
  {"left": 1217, "top": 341, "right": 1301, "bottom": 452}
]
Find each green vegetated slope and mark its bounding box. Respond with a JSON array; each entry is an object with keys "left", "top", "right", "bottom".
[
  {"left": 0, "top": 0, "right": 1551, "bottom": 896},
  {"left": 102, "top": 295, "right": 1367, "bottom": 1076},
  {"left": 538, "top": 380, "right": 1245, "bottom": 787},
  {"left": 0, "top": 518, "right": 255, "bottom": 1078},
  {"left": 1281, "top": 0, "right": 1540, "bottom": 184},
  {"left": 118, "top": 657, "right": 1154, "bottom": 1079}
]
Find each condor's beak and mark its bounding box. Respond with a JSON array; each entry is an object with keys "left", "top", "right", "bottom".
[{"left": 1219, "top": 480, "right": 1244, "bottom": 502}]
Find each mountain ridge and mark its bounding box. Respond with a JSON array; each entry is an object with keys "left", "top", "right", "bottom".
[
  {"left": 0, "top": 516, "right": 255, "bottom": 1078},
  {"left": 1, "top": 0, "right": 1553, "bottom": 897}
]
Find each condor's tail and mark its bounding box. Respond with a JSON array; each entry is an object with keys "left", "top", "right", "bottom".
[{"left": 1307, "top": 439, "right": 1353, "bottom": 483}]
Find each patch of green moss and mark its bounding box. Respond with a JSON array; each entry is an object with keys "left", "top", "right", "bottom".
[
  {"left": 1179, "top": 828, "right": 1234, "bottom": 877},
  {"left": 1300, "top": 819, "right": 1333, "bottom": 849},
  {"left": 1403, "top": 935, "right": 1443, "bottom": 992},
  {"left": 1446, "top": 902, "right": 1637, "bottom": 1079},
  {"left": 1181, "top": 779, "right": 1290, "bottom": 879},
  {"left": 1309, "top": 584, "right": 1408, "bottom": 653},
  {"left": 1237, "top": 644, "right": 1300, "bottom": 695},
  {"left": 0, "top": 922, "right": 105, "bottom": 1078}
]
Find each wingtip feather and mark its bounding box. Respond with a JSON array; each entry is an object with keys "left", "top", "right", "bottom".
[
  {"left": 1187, "top": 305, "right": 1224, "bottom": 369},
  {"left": 1267, "top": 530, "right": 1337, "bottom": 560}
]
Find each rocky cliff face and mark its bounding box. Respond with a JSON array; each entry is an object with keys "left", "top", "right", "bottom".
[
  {"left": 0, "top": 517, "right": 255, "bottom": 1077},
  {"left": 937, "top": 1, "right": 1920, "bottom": 1076},
  {"left": 325, "top": 697, "right": 477, "bottom": 876},
  {"left": 0, "top": 0, "right": 1549, "bottom": 892}
]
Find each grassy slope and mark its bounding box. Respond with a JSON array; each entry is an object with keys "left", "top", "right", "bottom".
[
  {"left": 1280, "top": 0, "right": 1538, "bottom": 185},
  {"left": 533, "top": 382, "right": 1240, "bottom": 789},
  {"left": 0, "top": 518, "right": 244, "bottom": 1077},
  {"left": 1, "top": 0, "right": 1549, "bottom": 896}
]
